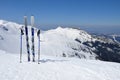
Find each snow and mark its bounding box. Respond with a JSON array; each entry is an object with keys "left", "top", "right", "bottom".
[
  {"left": 111, "top": 34, "right": 120, "bottom": 43},
  {"left": 0, "top": 50, "right": 120, "bottom": 80},
  {"left": 40, "top": 27, "right": 97, "bottom": 58},
  {"left": 0, "top": 20, "right": 97, "bottom": 59},
  {"left": 0, "top": 20, "right": 120, "bottom": 80}
]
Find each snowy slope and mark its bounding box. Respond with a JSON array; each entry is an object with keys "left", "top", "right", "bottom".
[
  {"left": 0, "top": 20, "right": 21, "bottom": 53},
  {"left": 41, "top": 27, "right": 97, "bottom": 59},
  {"left": 0, "top": 50, "right": 120, "bottom": 80}
]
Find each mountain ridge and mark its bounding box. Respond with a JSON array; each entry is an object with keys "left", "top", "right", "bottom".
[{"left": 0, "top": 20, "right": 120, "bottom": 63}]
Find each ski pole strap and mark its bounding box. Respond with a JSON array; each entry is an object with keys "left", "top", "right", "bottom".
[
  {"left": 37, "top": 29, "right": 40, "bottom": 36},
  {"left": 21, "top": 29, "right": 24, "bottom": 35},
  {"left": 20, "top": 26, "right": 24, "bottom": 35}
]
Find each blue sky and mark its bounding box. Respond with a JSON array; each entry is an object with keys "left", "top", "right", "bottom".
[{"left": 0, "top": 0, "right": 120, "bottom": 33}]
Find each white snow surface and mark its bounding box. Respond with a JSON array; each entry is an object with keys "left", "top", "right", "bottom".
[{"left": 0, "top": 50, "right": 120, "bottom": 80}]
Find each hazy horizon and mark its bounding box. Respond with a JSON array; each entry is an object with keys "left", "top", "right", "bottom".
[
  {"left": 37, "top": 24, "right": 120, "bottom": 34},
  {"left": 0, "top": 0, "right": 120, "bottom": 34}
]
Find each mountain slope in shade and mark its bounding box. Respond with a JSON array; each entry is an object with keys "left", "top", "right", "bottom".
[{"left": 110, "top": 34, "right": 120, "bottom": 43}]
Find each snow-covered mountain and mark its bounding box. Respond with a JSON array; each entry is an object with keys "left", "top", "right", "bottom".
[
  {"left": 92, "top": 33, "right": 120, "bottom": 43},
  {"left": 0, "top": 20, "right": 120, "bottom": 80},
  {"left": 110, "top": 34, "right": 120, "bottom": 43},
  {"left": 0, "top": 20, "right": 120, "bottom": 63}
]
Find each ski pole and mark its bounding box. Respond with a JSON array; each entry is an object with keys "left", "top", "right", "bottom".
[
  {"left": 37, "top": 30, "right": 40, "bottom": 64},
  {"left": 20, "top": 27, "right": 24, "bottom": 63}
]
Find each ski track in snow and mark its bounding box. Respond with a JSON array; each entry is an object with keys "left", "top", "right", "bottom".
[{"left": 0, "top": 51, "right": 120, "bottom": 80}]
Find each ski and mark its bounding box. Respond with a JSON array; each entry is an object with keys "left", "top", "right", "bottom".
[
  {"left": 37, "top": 29, "right": 40, "bottom": 64},
  {"left": 24, "top": 16, "right": 30, "bottom": 62},
  {"left": 31, "top": 16, "right": 35, "bottom": 62},
  {"left": 20, "top": 26, "right": 24, "bottom": 63}
]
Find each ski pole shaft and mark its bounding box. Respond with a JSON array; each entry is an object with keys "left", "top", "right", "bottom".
[
  {"left": 20, "top": 31, "right": 22, "bottom": 63},
  {"left": 38, "top": 36, "right": 40, "bottom": 64},
  {"left": 37, "top": 30, "right": 40, "bottom": 64}
]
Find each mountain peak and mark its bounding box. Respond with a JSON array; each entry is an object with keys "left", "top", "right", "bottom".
[
  {"left": 0, "top": 20, "right": 8, "bottom": 24},
  {"left": 0, "top": 20, "right": 120, "bottom": 63}
]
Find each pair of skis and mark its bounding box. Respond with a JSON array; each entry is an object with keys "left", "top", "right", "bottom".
[{"left": 20, "top": 16, "right": 40, "bottom": 64}]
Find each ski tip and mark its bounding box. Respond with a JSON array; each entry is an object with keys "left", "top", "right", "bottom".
[
  {"left": 24, "top": 16, "right": 27, "bottom": 19},
  {"left": 31, "top": 16, "right": 34, "bottom": 27},
  {"left": 31, "top": 15, "right": 34, "bottom": 19},
  {"left": 31, "top": 15, "right": 34, "bottom": 17}
]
